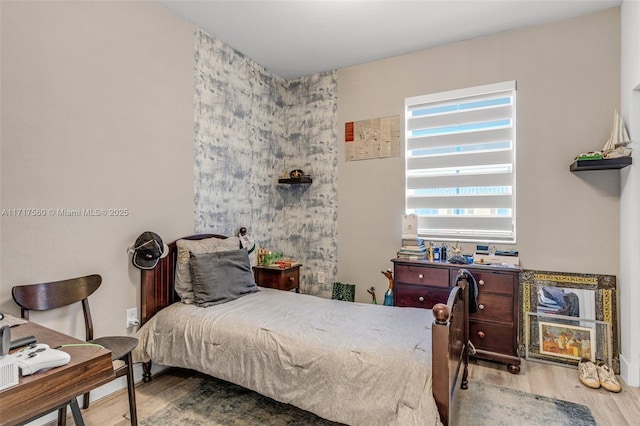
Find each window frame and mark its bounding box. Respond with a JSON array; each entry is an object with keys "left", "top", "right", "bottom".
[{"left": 404, "top": 81, "right": 517, "bottom": 244}]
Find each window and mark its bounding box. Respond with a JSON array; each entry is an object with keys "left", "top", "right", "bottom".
[{"left": 404, "top": 81, "right": 516, "bottom": 243}]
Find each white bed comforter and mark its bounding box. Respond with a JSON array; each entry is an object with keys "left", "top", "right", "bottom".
[{"left": 133, "top": 288, "right": 442, "bottom": 426}]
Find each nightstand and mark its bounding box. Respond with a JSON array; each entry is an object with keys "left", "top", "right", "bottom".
[{"left": 253, "top": 264, "right": 301, "bottom": 292}]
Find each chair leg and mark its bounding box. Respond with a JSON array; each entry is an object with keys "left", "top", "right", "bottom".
[
  {"left": 81, "top": 355, "right": 137, "bottom": 425},
  {"left": 58, "top": 406, "right": 67, "bottom": 426},
  {"left": 82, "top": 390, "right": 90, "bottom": 409},
  {"left": 125, "top": 352, "right": 138, "bottom": 426}
]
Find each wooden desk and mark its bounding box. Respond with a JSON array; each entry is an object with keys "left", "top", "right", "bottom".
[{"left": 0, "top": 322, "right": 115, "bottom": 425}]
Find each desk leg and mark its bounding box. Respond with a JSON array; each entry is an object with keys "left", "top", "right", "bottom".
[{"left": 68, "top": 398, "right": 85, "bottom": 426}]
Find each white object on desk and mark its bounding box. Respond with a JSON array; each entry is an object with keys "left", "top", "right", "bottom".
[
  {"left": 11, "top": 343, "right": 71, "bottom": 376},
  {"left": 472, "top": 253, "right": 520, "bottom": 267},
  {"left": 0, "top": 355, "right": 19, "bottom": 391},
  {"left": 0, "top": 325, "right": 19, "bottom": 391}
]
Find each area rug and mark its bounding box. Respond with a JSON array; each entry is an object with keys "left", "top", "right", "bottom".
[
  {"left": 456, "top": 380, "right": 597, "bottom": 426},
  {"left": 139, "top": 374, "right": 341, "bottom": 426},
  {"left": 139, "top": 374, "right": 597, "bottom": 426}
]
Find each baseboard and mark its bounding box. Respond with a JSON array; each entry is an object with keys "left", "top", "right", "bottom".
[{"left": 619, "top": 353, "right": 640, "bottom": 387}]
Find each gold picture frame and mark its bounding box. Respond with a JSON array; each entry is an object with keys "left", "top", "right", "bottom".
[{"left": 519, "top": 269, "right": 618, "bottom": 372}]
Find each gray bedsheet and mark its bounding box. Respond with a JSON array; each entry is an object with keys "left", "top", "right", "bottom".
[{"left": 133, "top": 287, "right": 442, "bottom": 426}]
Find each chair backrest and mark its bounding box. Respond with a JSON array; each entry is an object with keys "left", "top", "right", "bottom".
[{"left": 12, "top": 274, "right": 102, "bottom": 341}]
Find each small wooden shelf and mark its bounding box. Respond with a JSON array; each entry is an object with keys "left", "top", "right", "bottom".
[
  {"left": 278, "top": 176, "right": 312, "bottom": 184},
  {"left": 570, "top": 157, "right": 632, "bottom": 172}
]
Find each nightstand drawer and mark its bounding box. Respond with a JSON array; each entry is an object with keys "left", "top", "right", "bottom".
[
  {"left": 395, "top": 264, "right": 449, "bottom": 288},
  {"left": 473, "top": 271, "right": 515, "bottom": 295},
  {"left": 470, "top": 292, "right": 513, "bottom": 323},
  {"left": 395, "top": 284, "right": 451, "bottom": 309}
]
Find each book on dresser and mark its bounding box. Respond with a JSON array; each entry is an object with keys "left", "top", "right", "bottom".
[
  {"left": 396, "top": 250, "right": 427, "bottom": 260},
  {"left": 401, "top": 237, "right": 424, "bottom": 247},
  {"left": 397, "top": 237, "right": 427, "bottom": 259}
]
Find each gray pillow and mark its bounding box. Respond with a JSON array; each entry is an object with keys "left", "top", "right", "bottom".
[
  {"left": 189, "top": 248, "right": 259, "bottom": 307},
  {"left": 175, "top": 236, "right": 241, "bottom": 303}
]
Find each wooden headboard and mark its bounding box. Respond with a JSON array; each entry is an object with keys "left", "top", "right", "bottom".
[{"left": 140, "top": 233, "right": 228, "bottom": 325}]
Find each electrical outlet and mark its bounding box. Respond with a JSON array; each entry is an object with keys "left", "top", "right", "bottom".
[
  {"left": 317, "top": 271, "right": 325, "bottom": 284},
  {"left": 126, "top": 307, "right": 139, "bottom": 328}
]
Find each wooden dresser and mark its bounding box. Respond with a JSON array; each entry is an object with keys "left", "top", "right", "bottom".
[{"left": 392, "top": 259, "right": 521, "bottom": 373}]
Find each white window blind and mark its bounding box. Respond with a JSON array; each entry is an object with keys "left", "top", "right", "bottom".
[{"left": 404, "top": 81, "right": 516, "bottom": 243}]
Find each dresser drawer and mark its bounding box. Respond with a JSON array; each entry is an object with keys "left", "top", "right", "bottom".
[
  {"left": 470, "top": 321, "right": 514, "bottom": 355},
  {"left": 471, "top": 293, "right": 513, "bottom": 323},
  {"left": 395, "top": 264, "right": 450, "bottom": 288},
  {"left": 396, "top": 284, "right": 451, "bottom": 309},
  {"left": 472, "top": 270, "right": 515, "bottom": 295}
]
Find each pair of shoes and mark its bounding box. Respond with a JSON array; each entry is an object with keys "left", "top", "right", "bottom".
[
  {"left": 597, "top": 362, "right": 621, "bottom": 393},
  {"left": 578, "top": 358, "right": 600, "bottom": 389},
  {"left": 578, "top": 358, "right": 622, "bottom": 392}
]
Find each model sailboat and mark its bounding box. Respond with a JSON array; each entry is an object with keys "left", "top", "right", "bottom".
[{"left": 602, "top": 110, "right": 632, "bottom": 159}]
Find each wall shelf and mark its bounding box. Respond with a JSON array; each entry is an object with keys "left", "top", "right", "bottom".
[
  {"left": 570, "top": 157, "right": 632, "bottom": 172},
  {"left": 278, "top": 177, "right": 313, "bottom": 184}
]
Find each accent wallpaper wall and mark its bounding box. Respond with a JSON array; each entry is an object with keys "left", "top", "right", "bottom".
[{"left": 193, "top": 29, "right": 338, "bottom": 296}]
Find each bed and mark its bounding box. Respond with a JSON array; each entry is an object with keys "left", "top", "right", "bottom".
[{"left": 133, "top": 233, "right": 470, "bottom": 426}]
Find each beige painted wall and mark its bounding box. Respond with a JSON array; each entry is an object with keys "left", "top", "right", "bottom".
[
  {"left": 337, "top": 9, "right": 621, "bottom": 303},
  {"left": 0, "top": 0, "right": 194, "bottom": 346}
]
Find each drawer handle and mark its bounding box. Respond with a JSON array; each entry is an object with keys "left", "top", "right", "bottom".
[
  {"left": 418, "top": 296, "right": 424, "bottom": 302},
  {"left": 418, "top": 274, "right": 424, "bottom": 279},
  {"left": 478, "top": 279, "right": 485, "bottom": 286},
  {"left": 288, "top": 277, "right": 295, "bottom": 282},
  {"left": 478, "top": 304, "right": 485, "bottom": 310},
  {"left": 477, "top": 331, "right": 486, "bottom": 339}
]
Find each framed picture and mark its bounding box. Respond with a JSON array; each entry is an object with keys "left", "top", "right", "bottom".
[
  {"left": 538, "top": 321, "right": 595, "bottom": 361},
  {"left": 519, "top": 269, "right": 618, "bottom": 372},
  {"left": 525, "top": 312, "right": 611, "bottom": 368}
]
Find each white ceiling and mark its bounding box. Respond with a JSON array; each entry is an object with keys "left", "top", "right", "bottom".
[{"left": 158, "top": 0, "right": 623, "bottom": 79}]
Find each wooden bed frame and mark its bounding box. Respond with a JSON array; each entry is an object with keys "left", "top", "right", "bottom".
[{"left": 139, "top": 234, "right": 470, "bottom": 426}]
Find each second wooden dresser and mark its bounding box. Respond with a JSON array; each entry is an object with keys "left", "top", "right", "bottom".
[{"left": 392, "top": 259, "right": 521, "bottom": 373}]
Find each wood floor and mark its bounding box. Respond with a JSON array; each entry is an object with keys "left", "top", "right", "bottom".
[{"left": 73, "top": 359, "right": 640, "bottom": 425}]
